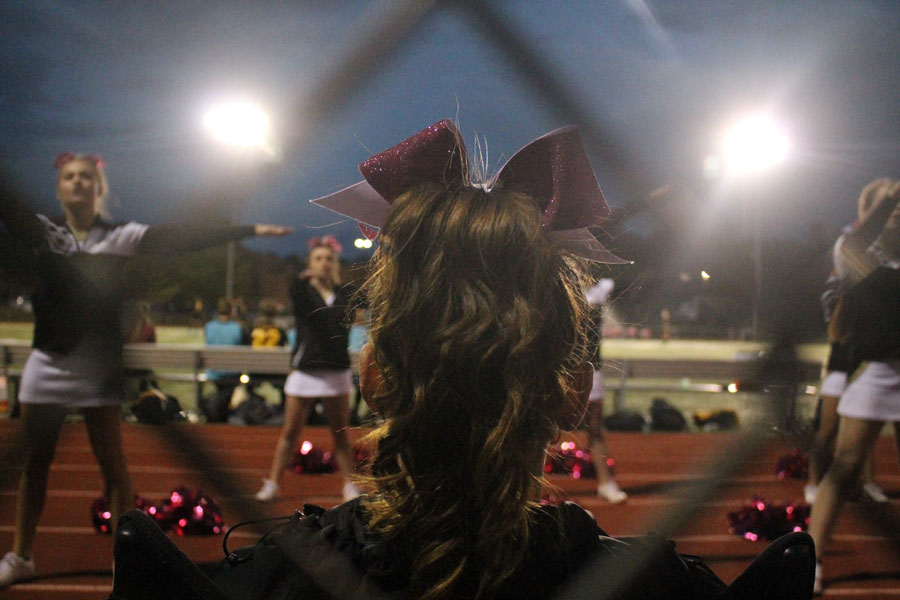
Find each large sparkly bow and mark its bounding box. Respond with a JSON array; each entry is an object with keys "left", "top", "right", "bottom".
[{"left": 311, "top": 120, "right": 628, "bottom": 263}]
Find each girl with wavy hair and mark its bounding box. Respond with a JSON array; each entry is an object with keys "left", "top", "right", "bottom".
[
  {"left": 297, "top": 120, "right": 628, "bottom": 599},
  {"left": 357, "top": 182, "right": 593, "bottom": 598}
]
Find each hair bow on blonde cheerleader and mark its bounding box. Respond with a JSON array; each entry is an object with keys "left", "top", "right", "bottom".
[
  {"left": 310, "top": 119, "right": 629, "bottom": 263},
  {"left": 54, "top": 152, "right": 105, "bottom": 169},
  {"left": 307, "top": 235, "right": 343, "bottom": 254}
]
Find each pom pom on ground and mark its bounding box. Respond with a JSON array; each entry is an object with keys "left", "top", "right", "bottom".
[
  {"left": 289, "top": 439, "right": 336, "bottom": 474},
  {"left": 544, "top": 442, "right": 601, "bottom": 479},
  {"left": 353, "top": 443, "right": 371, "bottom": 473},
  {"left": 727, "top": 495, "right": 810, "bottom": 541},
  {"left": 153, "top": 486, "right": 225, "bottom": 535},
  {"left": 93, "top": 488, "right": 224, "bottom": 535},
  {"left": 775, "top": 449, "right": 808, "bottom": 480},
  {"left": 91, "top": 494, "right": 156, "bottom": 534}
]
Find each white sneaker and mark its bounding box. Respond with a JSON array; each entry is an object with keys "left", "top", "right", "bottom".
[
  {"left": 255, "top": 478, "right": 279, "bottom": 502},
  {"left": 804, "top": 484, "right": 818, "bottom": 504},
  {"left": 597, "top": 480, "right": 627, "bottom": 503},
  {"left": 813, "top": 561, "right": 823, "bottom": 595},
  {"left": 0, "top": 551, "right": 35, "bottom": 588},
  {"left": 342, "top": 480, "right": 361, "bottom": 501},
  {"left": 862, "top": 482, "right": 889, "bottom": 503}
]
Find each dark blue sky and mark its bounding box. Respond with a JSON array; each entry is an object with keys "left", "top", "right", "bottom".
[{"left": 2, "top": 1, "right": 899, "bottom": 260}]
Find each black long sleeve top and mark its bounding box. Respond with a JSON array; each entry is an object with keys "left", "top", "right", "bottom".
[{"left": 290, "top": 277, "right": 354, "bottom": 371}]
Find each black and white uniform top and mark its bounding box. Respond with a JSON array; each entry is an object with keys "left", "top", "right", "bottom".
[
  {"left": 0, "top": 194, "right": 255, "bottom": 407},
  {"left": 283, "top": 278, "right": 354, "bottom": 398}
]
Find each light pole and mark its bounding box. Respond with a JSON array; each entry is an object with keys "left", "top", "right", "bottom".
[
  {"left": 203, "top": 99, "right": 277, "bottom": 298},
  {"left": 719, "top": 113, "right": 790, "bottom": 340}
]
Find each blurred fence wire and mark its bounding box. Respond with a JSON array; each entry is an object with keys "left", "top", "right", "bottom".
[{"left": 2, "top": 1, "right": 899, "bottom": 598}]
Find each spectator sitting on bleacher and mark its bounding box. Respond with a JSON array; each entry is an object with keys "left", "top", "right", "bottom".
[
  {"left": 247, "top": 301, "right": 287, "bottom": 408},
  {"left": 202, "top": 297, "right": 245, "bottom": 422},
  {"left": 251, "top": 302, "right": 286, "bottom": 348}
]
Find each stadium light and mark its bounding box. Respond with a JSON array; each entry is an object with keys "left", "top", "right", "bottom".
[
  {"left": 203, "top": 99, "right": 279, "bottom": 159},
  {"left": 713, "top": 111, "right": 791, "bottom": 339},
  {"left": 720, "top": 113, "right": 790, "bottom": 176},
  {"left": 204, "top": 97, "right": 280, "bottom": 298}
]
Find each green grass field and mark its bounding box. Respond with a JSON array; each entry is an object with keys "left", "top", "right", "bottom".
[
  {"left": 0, "top": 321, "right": 33, "bottom": 340},
  {"left": 2, "top": 321, "right": 829, "bottom": 359},
  {"left": 0, "top": 322, "right": 206, "bottom": 345},
  {"left": 602, "top": 339, "right": 828, "bottom": 362}
]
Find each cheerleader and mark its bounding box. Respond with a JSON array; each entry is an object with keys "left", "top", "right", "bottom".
[
  {"left": 585, "top": 278, "right": 628, "bottom": 503},
  {"left": 255, "top": 235, "right": 359, "bottom": 502},
  {"left": 805, "top": 195, "right": 892, "bottom": 505},
  {"left": 808, "top": 178, "right": 900, "bottom": 594},
  {"left": 0, "top": 153, "right": 291, "bottom": 588}
]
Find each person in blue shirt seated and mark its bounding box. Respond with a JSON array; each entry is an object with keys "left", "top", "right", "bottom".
[{"left": 202, "top": 297, "right": 245, "bottom": 421}]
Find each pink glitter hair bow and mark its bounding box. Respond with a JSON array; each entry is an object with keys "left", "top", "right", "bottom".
[
  {"left": 311, "top": 119, "right": 628, "bottom": 263},
  {"left": 307, "top": 235, "right": 343, "bottom": 254},
  {"left": 54, "top": 152, "right": 104, "bottom": 169}
]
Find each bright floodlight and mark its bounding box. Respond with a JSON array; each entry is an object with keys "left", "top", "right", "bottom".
[
  {"left": 204, "top": 101, "right": 270, "bottom": 149},
  {"left": 721, "top": 114, "right": 790, "bottom": 175},
  {"left": 354, "top": 238, "right": 373, "bottom": 249}
]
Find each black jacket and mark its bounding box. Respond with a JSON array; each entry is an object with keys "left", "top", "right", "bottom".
[
  {"left": 290, "top": 278, "right": 354, "bottom": 371},
  {"left": 209, "top": 498, "right": 722, "bottom": 600}
]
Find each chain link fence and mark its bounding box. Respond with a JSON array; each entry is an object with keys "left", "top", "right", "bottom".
[{"left": 2, "top": 2, "right": 898, "bottom": 597}]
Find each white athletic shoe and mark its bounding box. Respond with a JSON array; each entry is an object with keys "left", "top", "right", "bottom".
[
  {"left": 804, "top": 484, "right": 818, "bottom": 504},
  {"left": 0, "top": 552, "right": 35, "bottom": 588},
  {"left": 862, "top": 482, "right": 890, "bottom": 503},
  {"left": 342, "top": 480, "right": 361, "bottom": 502},
  {"left": 597, "top": 480, "right": 628, "bottom": 504},
  {"left": 813, "top": 561, "right": 823, "bottom": 595},
  {"left": 255, "top": 478, "right": 279, "bottom": 502}
]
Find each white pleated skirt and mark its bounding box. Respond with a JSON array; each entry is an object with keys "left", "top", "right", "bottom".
[
  {"left": 18, "top": 348, "right": 123, "bottom": 407},
  {"left": 820, "top": 371, "right": 848, "bottom": 397},
  {"left": 284, "top": 368, "right": 352, "bottom": 398},
  {"left": 837, "top": 360, "right": 900, "bottom": 421}
]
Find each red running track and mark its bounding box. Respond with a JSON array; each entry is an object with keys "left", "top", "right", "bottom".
[{"left": 1, "top": 420, "right": 899, "bottom": 599}]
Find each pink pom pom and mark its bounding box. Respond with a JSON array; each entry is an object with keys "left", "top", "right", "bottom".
[
  {"left": 154, "top": 487, "right": 225, "bottom": 535},
  {"left": 90, "top": 494, "right": 155, "bottom": 534},
  {"left": 544, "top": 442, "right": 600, "bottom": 479},
  {"left": 727, "top": 495, "right": 810, "bottom": 541},
  {"left": 353, "top": 443, "right": 371, "bottom": 473},
  {"left": 775, "top": 450, "right": 809, "bottom": 480},
  {"left": 92, "top": 487, "right": 225, "bottom": 536},
  {"left": 289, "top": 440, "right": 336, "bottom": 474}
]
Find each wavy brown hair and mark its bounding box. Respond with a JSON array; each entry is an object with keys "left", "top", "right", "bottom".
[{"left": 360, "top": 182, "right": 590, "bottom": 599}]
